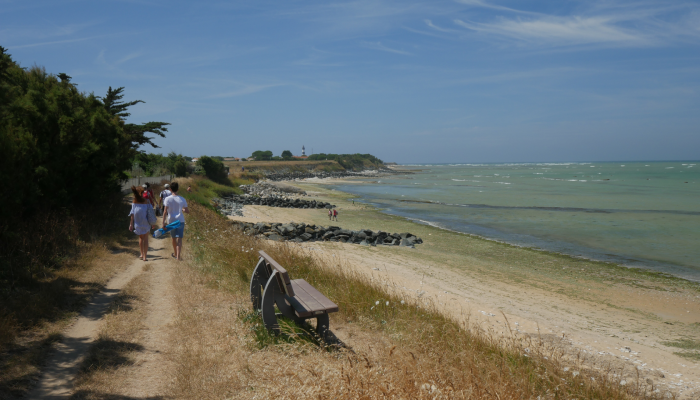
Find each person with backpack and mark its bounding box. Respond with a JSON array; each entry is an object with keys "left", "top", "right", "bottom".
[
  {"left": 162, "top": 182, "right": 189, "bottom": 261},
  {"left": 142, "top": 183, "right": 156, "bottom": 208},
  {"left": 328, "top": 208, "right": 332, "bottom": 220},
  {"left": 129, "top": 185, "right": 157, "bottom": 261},
  {"left": 332, "top": 208, "right": 338, "bottom": 221},
  {"left": 158, "top": 183, "right": 172, "bottom": 215}
]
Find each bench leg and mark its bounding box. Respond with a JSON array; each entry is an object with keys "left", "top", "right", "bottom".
[
  {"left": 250, "top": 257, "right": 270, "bottom": 311},
  {"left": 315, "top": 313, "right": 330, "bottom": 342},
  {"left": 274, "top": 293, "right": 304, "bottom": 325},
  {"left": 261, "top": 271, "right": 280, "bottom": 333}
]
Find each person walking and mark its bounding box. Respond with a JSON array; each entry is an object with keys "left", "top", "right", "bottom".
[
  {"left": 328, "top": 208, "right": 332, "bottom": 220},
  {"left": 158, "top": 183, "right": 172, "bottom": 214},
  {"left": 163, "top": 182, "right": 189, "bottom": 261},
  {"left": 332, "top": 208, "right": 338, "bottom": 222},
  {"left": 129, "top": 186, "right": 155, "bottom": 261},
  {"left": 142, "top": 183, "right": 156, "bottom": 208}
]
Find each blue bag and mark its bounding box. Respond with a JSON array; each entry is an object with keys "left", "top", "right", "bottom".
[{"left": 153, "top": 220, "right": 181, "bottom": 238}]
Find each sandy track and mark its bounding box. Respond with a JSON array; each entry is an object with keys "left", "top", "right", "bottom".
[{"left": 28, "top": 223, "right": 176, "bottom": 399}]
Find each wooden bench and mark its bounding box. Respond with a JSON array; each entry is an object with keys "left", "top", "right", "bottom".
[{"left": 250, "top": 250, "right": 339, "bottom": 340}]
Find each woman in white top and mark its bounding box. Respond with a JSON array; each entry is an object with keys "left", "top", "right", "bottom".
[
  {"left": 129, "top": 186, "right": 155, "bottom": 261},
  {"left": 163, "top": 182, "right": 189, "bottom": 261}
]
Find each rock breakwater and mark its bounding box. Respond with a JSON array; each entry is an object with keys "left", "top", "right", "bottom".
[
  {"left": 213, "top": 196, "right": 335, "bottom": 217},
  {"left": 231, "top": 221, "right": 423, "bottom": 247}
]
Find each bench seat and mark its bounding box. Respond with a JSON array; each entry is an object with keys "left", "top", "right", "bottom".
[{"left": 287, "top": 279, "right": 339, "bottom": 318}]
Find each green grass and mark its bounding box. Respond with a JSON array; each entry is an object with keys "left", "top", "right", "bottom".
[{"left": 180, "top": 175, "right": 254, "bottom": 210}]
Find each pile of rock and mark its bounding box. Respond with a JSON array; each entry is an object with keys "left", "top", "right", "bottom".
[
  {"left": 231, "top": 221, "right": 423, "bottom": 247},
  {"left": 212, "top": 198, "right": 246, "bottom": 216},
  {"left": 219, "top": 195, "right": 334, "bottom": 211},
  {"left": 239, "top": 182, "right": 307, "bottom": 197}
]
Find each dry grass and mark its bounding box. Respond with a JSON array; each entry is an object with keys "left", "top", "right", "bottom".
[{"left": 173, "top": 189, "right": 666, "bottom": 399}]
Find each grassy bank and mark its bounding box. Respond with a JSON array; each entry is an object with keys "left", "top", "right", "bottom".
[
  {"left": 179, "top": 177, "right": 660, "bottom": 399},
  {"left": 223, "top": 160, "right": 345, "bottom": 174}
]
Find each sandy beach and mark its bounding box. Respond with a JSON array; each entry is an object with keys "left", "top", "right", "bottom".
[{"left": 228, "top": 177, "right": 700, "bottom": 398}]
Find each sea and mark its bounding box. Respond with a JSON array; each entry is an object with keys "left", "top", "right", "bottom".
[{"left": 331, "top": 161, "right": 700, "bottom": 282}]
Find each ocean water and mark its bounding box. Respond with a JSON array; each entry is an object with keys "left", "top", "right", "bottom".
[{"left": 332, "top": 161, "right": 700, "bottom": 281}]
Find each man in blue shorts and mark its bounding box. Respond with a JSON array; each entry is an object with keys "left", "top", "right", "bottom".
[{"left": 162, "top": 182, "right": 189, "bottom": 260}]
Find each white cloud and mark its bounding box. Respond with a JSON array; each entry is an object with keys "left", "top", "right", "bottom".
[
  {"left": 455, "top": 16, "right": 648, "bottom": 46},
  {"left": 452, "top": 0, "right": 700, "bottom": 48}
]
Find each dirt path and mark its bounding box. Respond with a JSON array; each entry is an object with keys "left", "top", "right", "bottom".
[
  {"left": 119, "top": 245, "right": 176, "bottom": 398},
  {"left": 28, "top": 223, "right": 176, "bottom": 399}
]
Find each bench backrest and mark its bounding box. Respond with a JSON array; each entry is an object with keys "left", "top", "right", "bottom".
[{"left": 258, "top": 250, "right": 296, "bottom": 297}]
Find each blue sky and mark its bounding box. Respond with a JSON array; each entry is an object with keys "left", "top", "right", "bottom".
[{"left": 2, "top": 0, "right": 699, "bottom": 163}]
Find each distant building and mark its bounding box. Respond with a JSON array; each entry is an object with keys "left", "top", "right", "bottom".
[
  {"left": 293, "top": 145, "right": 309, "bottom": 159},
  {"left": 223, "top": 157, "right": 235, "bottom": 161},
  {"left": 191, "top": 157, "right": 199, "bottom": 163}
]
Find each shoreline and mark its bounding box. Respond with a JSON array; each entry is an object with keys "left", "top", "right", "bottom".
[
  {"left": 310, "top": 167, "right": 700, "bottom": 283},
  {"left": 228, "top": 178, "right": 700, "bottom": 398},
  {"left": 291, "top": 174, "right": 699, "bottom": 284}
]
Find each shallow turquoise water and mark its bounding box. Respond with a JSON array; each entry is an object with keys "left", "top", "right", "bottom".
[{"left": 333, "top": 161, "right": 700, "bottom": 281}]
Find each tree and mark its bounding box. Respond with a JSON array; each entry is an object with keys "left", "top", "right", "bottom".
[
  {"left": 101, "top": 87, "right": 170, "bottom": 164},
  {"left": 281, "top": 150, "right": 293, "bottom": 158},
  {"left": 251, "top": 150, "right": 273, "bottom": 161},
  {"left": 197, "top": 156, "right": 228, "bottom": 183}
]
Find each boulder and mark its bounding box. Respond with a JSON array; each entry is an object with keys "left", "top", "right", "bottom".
[
  {"left": 267, "top": 234, "right": 284, "bottom": 241},
  {"left": 400, "top": 238, "right": 415, "bottom": 248},
  {"left": 299, "top": 233, "right": 313, "bottom": 241}
]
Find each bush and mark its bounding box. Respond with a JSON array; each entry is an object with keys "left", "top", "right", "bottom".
[{"left": 196, "top": 156, "right": 228, "bottom": 183}]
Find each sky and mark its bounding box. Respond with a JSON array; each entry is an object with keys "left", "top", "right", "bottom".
[{"left": 2, "top": 0, "right": 699, "bottom": 163}]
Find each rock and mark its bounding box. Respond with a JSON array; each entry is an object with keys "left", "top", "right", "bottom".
[
  {"left": 359, "top": 240, "right": 369, "bottom": 246},
  {"left": 267, "top": 234, "right": 284, "bottom": 241},
  {"left": 304, "top": 227, "right": 316, "bottom": 234},
  {"left": 299, "top": 233, "right": 313, "bottom": 241},
  {"left": 400, "top": 238, "right": 415, "bottom": 248}
]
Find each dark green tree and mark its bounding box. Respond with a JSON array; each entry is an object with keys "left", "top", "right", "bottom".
[
  {"left": 197, "top": 156, "right": 228, "bottom": 183},
  {"left": 251, "top": 150, "right": 273, "bottom": 160},
  {"left": 281, "top": 150, "right": 293, "bottom": 158}
]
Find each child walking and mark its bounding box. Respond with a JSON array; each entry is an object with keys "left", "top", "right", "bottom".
[{"left": 129, "top": 186, "right": 155, "bottom": 261}]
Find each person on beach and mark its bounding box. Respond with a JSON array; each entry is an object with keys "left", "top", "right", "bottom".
[
  {"left": 187, "top": 185, "right": 192, "bottom": 193},
  {"left": 332, "top": 208, "right": 338, "bottom": 221},
  {"left": 163, "top": 182, "right": 189, "bottom": 261},
  {"left": 328, "top": 208, "right": 332, "bottom": 220},
  {"left": 158, "top": 183, "right": 172, "bottom": 214},
  {"left": 129, "top": 186, "right": 155, "bottom": 261}
]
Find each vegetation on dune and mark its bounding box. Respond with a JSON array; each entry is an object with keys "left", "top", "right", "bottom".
[
  {"left": 244, "top": 149, "right": 384, "bottom": 170},
  {"left": 306, "top": 153, "right": 384, "bottom": 170}
]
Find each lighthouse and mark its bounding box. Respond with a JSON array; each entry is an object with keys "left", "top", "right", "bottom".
[{"left": 302, "top": 145, "right": 306, "bottom": 157}]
